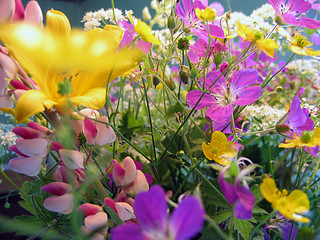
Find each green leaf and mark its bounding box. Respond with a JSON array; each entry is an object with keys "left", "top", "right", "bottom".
[
  {"left": 234, "top": 218, "right": 253, "bottom": 240},
  {"left": 213, "top": 209, "right": 232, "bottom": 224}
]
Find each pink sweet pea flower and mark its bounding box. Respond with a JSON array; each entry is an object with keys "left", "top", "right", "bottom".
[
  {"left": 104, "top": 198, "right": 135, "bottom": 221},
  {"left": 83, "top": 116, "right": 116, "bottom": 146},
  {"left": 112, "top": 157, "right": 137, "bottom": 187},
  {"left": 59, "top": 149, "right": 84, "bottom": 170},
  {"left": 268, "top": 0, "right": 320, "bottom": 29},
  {"left": 41, "top": 182, "right": 73, "bottom": 214}
]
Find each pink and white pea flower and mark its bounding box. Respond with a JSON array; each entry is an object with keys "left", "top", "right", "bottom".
[
  {"left": 112, "top": 156, "right": 137, "bottom": 187},
  {"left": 0, "top": 0, "right": 43, "bottom": 25},
  {"left": 78, "top": 203, "right": 108, "bottom": 240},
  {"left": 83, "top": 116, "right": 116, "bottom": 146},
  {"left": 8, "top": 123, "right": 51, "bottom": 176},
  {"left": 41, "top": 182, "right": 73, "bottom": 214},
  {"left": 104, "top": 198, "right": 135, "bottom": 221}
]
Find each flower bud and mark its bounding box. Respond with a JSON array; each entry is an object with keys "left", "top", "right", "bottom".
[
  {"left": 167, "top": 16, "right": 175, "bottom": 30},
  {"left": 179, "top": 66, "right": 190, "bottom": 84},
  {"left": 177, "top": 37, "right": 190, "bottom": 50},
  {"left": 46, "top": 9, "right": 71, "bottom": 37},
  {"left": 142, "top": 7, "right": 151, "bottom": 21}
]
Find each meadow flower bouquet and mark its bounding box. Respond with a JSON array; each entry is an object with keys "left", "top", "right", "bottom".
[{"left": 0, "top": 0, "right": 319, "bottom": 239}]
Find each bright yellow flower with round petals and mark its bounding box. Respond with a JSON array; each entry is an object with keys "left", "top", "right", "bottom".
[
  {"left": 260, "top": 177, "right": 310, "bottom": 223},
  {"left": 0, "top": 10, "right": 143, "bottom": 123},
  {"left": 128, "top": 12, "right": 160, "bottom": 45},
  {"left": 195, "top": 7, "right": 217, "bottom": 22},
  {"left": 279, "top": 127, "right": 320, "bottom": 149},
  {"left": 277, "top": 26, "right": 320, "bottom": 59},
  {"left": 202, "top": 131, "right": 236, "bottom": 165},
  {"left": 237, "top": 23, "right": 278, "bottom": 58}
]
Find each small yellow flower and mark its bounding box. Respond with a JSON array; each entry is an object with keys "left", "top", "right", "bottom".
[
  {"left": 277, "top": 26, "right": 320, "bottom": 59},
  {"left": 202, "top": 131, "right": 236, "bottom": 165},
  {"left": 128, "top": 12, "right": 160, "bottom": 45},
  {"left": 279, "top": 128, "right": 320, "bottom": 149},
  {"left": 260, "top": 177, "right": 310, "bottom": 223},
  {"left": 195, "top": 7, "right": 217, "bottom": 22},
  {"left": 237, "top": 23, "right": 278, "bottom": 58}
]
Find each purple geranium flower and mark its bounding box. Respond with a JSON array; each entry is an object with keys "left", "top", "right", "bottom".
[
  {"left": 111, "top": 185, "right": 205, "bottom": 240},
  {"left": 187, "top": 69, "right": 262, "bottom": 124},
  {"left": 218, "top": 163, "right": 256, "bottom": 220},
  {"left": 268, "top": 0, "right": 320, "bottom": 29},
  {"left": 276, "top": 87, "right": 314, "bottom": 137},
  {"left": 176, "top": 0, "right": 225, "bottom": 38},
  {"left": 263, "top": 214, "right": 298, "bottom": 240}
]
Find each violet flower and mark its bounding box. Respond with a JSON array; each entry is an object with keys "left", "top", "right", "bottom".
[
  {"left": 276, "top": 87, "right": 314, "bottom": 138},
  {"left": 187, "top": 69, "right": 261, "bottom": 124},
  {"left": 218, "top": 162, "right": 256, "bottom": 220},
  {"left": 111, "top": 185, "right": 205, "bottom": 240},
  {"left": 268, "top": 0, "right": 320, "bottom": 29},
  {"left": 263, "top": 214, "right": 298, "bottom": 240},
  {"left": 176, "top": 0, "right": 225, "bottom": 38}
]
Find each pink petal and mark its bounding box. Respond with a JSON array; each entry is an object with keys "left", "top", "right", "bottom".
[
  {"left": 8, "top": 145, "right": 29, "bottom": 157},
  {"left": 12, "top": 126, "right": 44, "bottom": 139},
  {"left": 115, "top": 202, "right": 135, "bottom": 221},
  {"left": 43, "top": 193, "right": 73, "bottom": 214},
  {"left": 123, "top": 170, "right": 149, "bottom": 195},
  {"left": 27, "top": 121, "right": 51, "bottom": 135},
  {"left": 83, "top": 118, "right": 98, "bottom": 145},
  {"left": 9, "top": 156, "right": 43, "bottom": 176},
  {"left": 10, "top": 79, "right": 29, "bottom": 90},
  {"left": 122, "top": 156, "right": 137, "bottom": 186},
  {"left": 112, "top": 160, "right": 126, "bottom": 186},
  {"left": 24, "top": 0, "right": 43, "bottom": 25},
  {"left": 41, "top": 182, "right": 72, "bottom": 196},
  {"left": 59, "top": 149, "right": 84, "bottom": 169},
  {"left": 16, "top": 138, "right": 48, "bottom": 157},
  {"left": 104, "top": 198, "right": 117, "bottom": 213},
  {"left": 0, "top": 0, "right": 15, "bottom": 22},
  {"left": 95, "top": 116, "right": 116, "bottom": 146},
  {"left": 79, "top": 203, "right": 102, "bottom": 217},
  {"left": 84, "top": 212, "right": 108, "bottom": 231},
  {"left": 13, "top": 0, "right": 24, "bottom": 21},
  {"left": 0, "top": 51, "right": 18, "bottom": 79}
]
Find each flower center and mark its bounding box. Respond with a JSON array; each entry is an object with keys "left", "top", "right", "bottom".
[{"left": 294, "top": 35, "right": 310, "bottom": 48}]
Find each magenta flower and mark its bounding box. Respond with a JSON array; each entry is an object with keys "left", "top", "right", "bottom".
[
  {"left": 218, "top": 163, "right": 256, "bottom": 220},
  {"left": 187, "top": 69, "right": 261, "bottom": 124},
  {"left": 111, "top": 185, "right": 205, "bottom": 240},
  {"left": 176, "top": 0, "right": 225, "bottom": 38},
  {"left": 276, "top": 88, "right": 314, "bottom": 138},
  {"left": 268, "top": 0, "right": 320, "bottom": 29}
]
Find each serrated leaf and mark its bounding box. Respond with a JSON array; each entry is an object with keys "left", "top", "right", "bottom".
[
  {"left": 234, "top": 218, "right": 253, "bottom": 240},
  {"left": 213, "top": 209, "right": 232, "bottom": 224}
]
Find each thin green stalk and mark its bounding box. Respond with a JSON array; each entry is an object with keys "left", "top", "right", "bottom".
[
  {"left": 249, "top": 209, "right": 277, "bottom": 240},
  {"left": 110, "top": 0, "right": 118, "bottom": 26},
  {"left": 194, "top": 168, "right": 228, "bottom": 205},
  {"left": 205, "top": 215, "right": 228, "bottom": 240},
  {"left": 262, "top": 53, "right": 295, "bottom": 88},
  {"left": 140, "top": 72, "right": 157, "bottom": 162}
]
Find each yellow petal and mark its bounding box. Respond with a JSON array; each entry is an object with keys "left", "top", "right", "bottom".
[
  {"left": 202, "top": 142, "right": 214, "bottom": 160},
  {"left": 256, "top": 39, "right": 278, "bottom": 58},
  {"left": 69, "top": 87, "right": 106, "bottom": 110},
  {"left": 46, "top": 9, "right": 71, "bottom": 37},
  {"left": 260, "top": 177, "right": 278, "bottom": 203},
  {"left": 286, "top": 190, "right": 310, "bottom": 213},
  {"left": 195, "top": 7, "right": 217, "bottom": 21},
  {"left": 103, "top": 25, "right": 124, "bottom": 46},
  {"left": 15, "top": 90, "right": 56, "bottom": 123},
  {"left": 134, "top": 19, "right": 161, "bottom": 45}
]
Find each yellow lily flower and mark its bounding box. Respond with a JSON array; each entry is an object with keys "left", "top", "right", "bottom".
[
  {"left": 195, "top": 7, "right": 217, "bottom": 22},
  {"left": 0, "top": 10, "right": 143, "bottom": 123},
  {"left": 260, "top": 177, "right": 310, "bottom": 223},
  {"left": 279, "top": 127, "right": 320, "bottom": 149},
  {"left": 277, "top": 26, "right": 320, "bottom": 59},
  {"left": 237, "top": 23, "right": 278, "bottom": 58},
  {"left": 202, "top": 131, "right": 236, "bottom": 165}
]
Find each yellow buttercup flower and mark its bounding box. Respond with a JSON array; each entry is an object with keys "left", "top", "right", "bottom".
[
  {"left": 277, "top": 26, "right": 320, "bottom": 59},
  {"left": 128, "top": 12, "right": 161, "bottom": 45},
  {"left": 279, "top": 128, "right": 320, "bottom": 149},
  {"left": 195, "top": 7, "right": 217, "bottom": 22},
  {"left": 260, "top": 177, "right": 310, "bottom": 223},
  {"left": 0, "top": 10, "right": 143, "bottom": 122},
  {"left": 202, "top": 131, "right": 236, "bottom": 165},
  {"left": 237, "top": 23, "right": 278, "bottom": 58}
]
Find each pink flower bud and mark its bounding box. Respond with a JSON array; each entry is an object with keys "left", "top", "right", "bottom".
[
  {"left": 9, "top": 156, "right": 43, "bottom": 176},
  {"left": 79, "top": 203, "right": 103, "bottom": 217},
  {"left": 24, "top": 1, "right": 43, "bottom": 25},
  {"left": 13, "top": 0, "right": 25, "bottom": 21}
]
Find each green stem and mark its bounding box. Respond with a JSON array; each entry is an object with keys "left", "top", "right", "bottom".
[
  {"left": 249, "top": 209, "right": 277, "bottom": 240},
  {"left": 206, "top": 215, "right": 228, "bottom": 240}
]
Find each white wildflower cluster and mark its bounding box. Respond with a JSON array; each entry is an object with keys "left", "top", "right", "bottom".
[
  {"left": 0, "top": 130, "right": 16, "bottom": 146},
  {"left": 245, "top": 105, "right": 286, "bottom": 131},
  {"left": 82, "top": 8, "right": 127, "bottom": 31},
  {"left": 287, "top": 59, "right": 320, "bottom": 88},
  {"left": 220, "top": 3, "right": 274, "bottom": 36}
]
